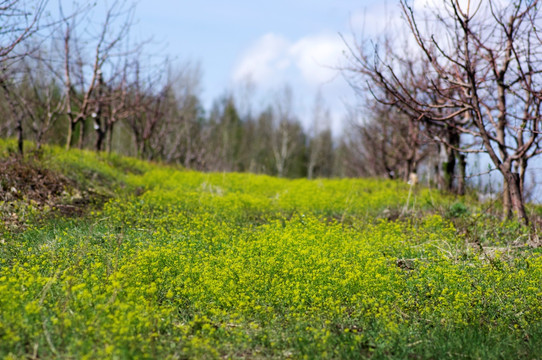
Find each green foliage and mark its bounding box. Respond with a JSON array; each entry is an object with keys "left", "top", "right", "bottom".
[
  {"left": 40, "top": 145, "right": 152, "bottom": 195},
  {"left": 0, "top": 143, "right": 540, "bottom": 359},
  {"left": 446, "top": 201, "right": 469, "bottom": 218}
]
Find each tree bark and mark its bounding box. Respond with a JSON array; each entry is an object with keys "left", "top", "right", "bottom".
[
  {"left": 506, "top": 172, "right": 527, "bottom": 224},
  {"left": 444, "top": 149, "right": 456, "bottom": 192},
  {"left": 502, "top": 174, "right": 512, "bottom": 220},
  {"left": 456, "top": 153, "right": 466, "bottom": 196},
  {"left": 95, "top": 127, "right": 105, "bottom": 152},
  {"left": 16, "top": 116, "right": 23, "bottom": 155},
  {"left": 77, "top": 119, "right": 86, "bottom": 149},
  {"left": 106, "top": 122, "right": 114, "bottom": 153}
]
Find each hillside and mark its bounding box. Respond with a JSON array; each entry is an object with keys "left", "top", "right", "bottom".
[{"left": 1, "top": 140, "right": 542, "bottom": 359}]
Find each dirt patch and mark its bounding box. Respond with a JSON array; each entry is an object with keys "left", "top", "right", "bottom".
[
  {"left": 0, "top": 156, "right": 108, "bottom": 233},
  {"left": 0, "top": 157, "right": 72, "bottom": 203}
]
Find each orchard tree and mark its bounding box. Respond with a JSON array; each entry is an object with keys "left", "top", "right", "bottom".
[
  {"left": 61, "top": 0, "right": 137, "bottom": 150},
  {"left": 0, "top": 0, "right": 48, "bottom": 154},
  {"left": 345, "top": 0, "right": 542, "bottom": 224},
  {"left": 0, "top": 0, "right": 48, "bottom": 63}
]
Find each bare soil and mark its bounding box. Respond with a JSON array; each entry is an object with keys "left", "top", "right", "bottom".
[{"left": 0, "top": 156, "right": 107, "bottom": 232}]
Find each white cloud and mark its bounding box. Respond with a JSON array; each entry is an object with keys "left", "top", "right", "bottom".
[
  {"left": 232, "top": 33, "right": 289, "bottom": 84},
  {"left": 231, "top": 31, "right": 357, "bottom": 135},
  {"left": 289, "top": 34, "right": 344, "bottom": 85},
  {"left": 232, "top": 32, "right": 345, "bottom": 88}
]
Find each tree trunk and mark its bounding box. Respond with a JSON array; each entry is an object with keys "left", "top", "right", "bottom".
[
  {"left": 94, "top": 114, "right": 105, "bottom": 152},
  {"left": 456, "top": 153, "right": 466, "bottom": 196},
  {"left": 518, "top": 158, "right": 526, "bottom": 199},
  {"left": 184, "top": 131, "right": 192, "bottom": 169},
  {"left": 106, "top": 122, "right": 114, "bottom": 154},
  {"left": 276, "top": 160, "right": 284, "bottom": 178},
  {"left": 36, "top": 126, "right": 45, "bottom": 150},
  {"left": 137, "top": 138, "right": 145, "bottom": 159},
  {"left": 444, "top": 149, "right": 456, "bottom": 192},
  {"left": 307, "top": 161, "right": 314, "bottom": 180},
  {"left": 507, "top": 172, "right": 528, "bottom": 224},
  {"left": 95, "top": 128, "right": 105, "bottom": 152},
  {"left": 16, "top": 115, "right": 23, "bottom": 155},
  {"left": 66, "top": 120, "right": 76, "bottom": 150},
  {"left": 404, "top": 158, "right": 413, "bottom": 182},
  {"left": 502, "top": 176, "right": 512, "bottom": 220},
  {"left": 77, "top": 119, "right": 86, "bottom": 149},
  {"left": 0, "top": 79, "right": 24, "bottom": 154}
]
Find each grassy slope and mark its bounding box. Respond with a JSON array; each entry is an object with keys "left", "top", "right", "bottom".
[{"left": 1, "top": 140, "right": 542, "bottom": 359}]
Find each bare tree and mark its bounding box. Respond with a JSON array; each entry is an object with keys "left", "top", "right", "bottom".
[
  {"left": 103, "top": 67, "right": 132, "bottom": 153},
  {"left": 89, "top": 57, "right": 135, "bottom": 153},
  {"left": 61, "top": 0, "right": 136, "bottom": 150},
  {"left": 270, "top": 85, "right": 303, "bottom": 177},
  {"left": 343, "top": 102, "right": 428, "bottom": 180},
  {"left": 345, "top": 0, "right": 542, "bottom": 223},
  {"left": 0, "top": 0, "right": 48, "bottom": 154},
  {"left": 0, "top": 0, "right": 48, "bottom": 60},
  {"left": 307, "top": 90, "right": 333, "bottom": 179},
  {"left": 14, "top": 49, "right": 64, "bottom": 149},
  {"left": 126, "top": 58, "right": 171, "bottom": 159},
  {"left": 157, "top": 63, "right": 204, "bottom": 167}
]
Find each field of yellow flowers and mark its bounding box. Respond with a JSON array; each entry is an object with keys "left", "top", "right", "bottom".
[{"left": 1, "top": 142, "right": 542, "bottom": 359}]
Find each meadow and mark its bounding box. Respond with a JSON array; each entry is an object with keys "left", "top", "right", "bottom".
[{"left": 1, "top": 141, "right": 542, "bottom": 359}]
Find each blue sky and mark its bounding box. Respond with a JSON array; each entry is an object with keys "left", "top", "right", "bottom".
[{"left": 130, "top": 0, "right": 393, "bottom": 134}]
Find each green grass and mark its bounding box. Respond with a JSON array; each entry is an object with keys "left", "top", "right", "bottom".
[{"left": 1, "top": 141, "right": 541, "bottom": 359}]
